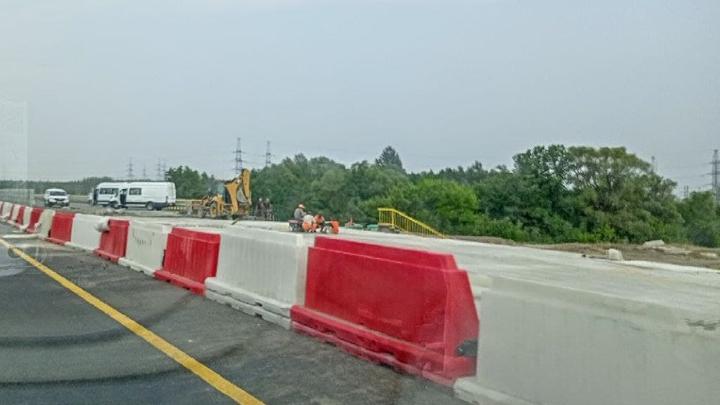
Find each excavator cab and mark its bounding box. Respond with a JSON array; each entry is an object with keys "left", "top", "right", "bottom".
[{"left": 193, "top": 169, "right": 252, "bottom": 219}]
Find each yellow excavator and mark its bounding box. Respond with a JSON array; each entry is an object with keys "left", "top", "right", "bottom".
[{"left": 188, "top": 169, "right": 252, "bottom": 219}]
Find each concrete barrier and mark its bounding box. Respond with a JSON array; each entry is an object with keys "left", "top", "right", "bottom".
[
  {"left": 291, "top": 237, "right": 479, "bottom": 386},
  {"left": 118, "top": 221, "right": 173, "bottom": 276},
  {"left": 19, "top": 205, "right": 32, "bottom": 231},
  {"left": 454, "top": 277, "right": 720, "bottom": 405},
  {"left": 25, "top": 207, "right": 43, "bottom": 233},
  {"left": 94, "top": 219, "right": 130, "bottom": 262},
  {"left": 205, "top": 228, "right": 312, "bottom": 329},
  {"left": 47, "top": 211, "right": 75, "bottom": 244},
  {"left": 67, "top": 214, "right": 103, "bottom": 251},
  {"left": 8, "top": 204, "right": 21, "bottom": 224},
  {"left": 154, "top": 227, "right": 221, "bottom": 295},
  {"left": 0, "top": 202, "right": 11, "bottom": 221},
  {"left": 36, "top": 209, "right": 55, "bottom": 238}
]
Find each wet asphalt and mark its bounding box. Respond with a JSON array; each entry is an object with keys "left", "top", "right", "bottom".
[{"left": 0, "top": 222, "right": 463, "bottom": 405}]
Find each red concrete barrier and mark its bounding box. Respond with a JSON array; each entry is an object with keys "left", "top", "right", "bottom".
[
  {"left": 291, "top": 237, "right": 479, "bottom": 386},
  {"left": 15, "top": 206, "right": 26, "bottom": 227},
  {"left": 47, "top": 212, "right": 76, "bottom": 245},
  {"left": 94, "top": 219, "right": 130, "bottom": 262},
  {"left": 25, "top": 208, "right": 43, "bottom": 233},
  {"left": 154, "top": 227, "right": 220, "bottom": 295}
]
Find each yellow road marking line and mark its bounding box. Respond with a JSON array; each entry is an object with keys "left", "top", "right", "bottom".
[{"left": 0, "top": 237, "right": 264, "bottom": 405}]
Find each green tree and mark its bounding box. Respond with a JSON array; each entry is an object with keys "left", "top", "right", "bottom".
[
  {"left": 567, "top": 146, "right": 683, "bottom": 242},
  {"left": 166, "top": 166, "right": 207, "bottom": 198},
  {"left": 678, "top": 192, "right": 720, "bottom": 247},
  {"left": 375, "top": 146, "right": 404, "bottom": 171}
]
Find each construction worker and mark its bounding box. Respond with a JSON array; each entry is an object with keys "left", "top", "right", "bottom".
[
  {"left": 314, "top": 213, "right": 325, "bottom": 232},
  {"left": 256, "top": 198, "right": 266, "bottom": 219},
  {"left": 302, "top": 213, "right": 316, "bottom": 232},
  {"left": 265, "top": 198, "right": 274, "bottom": 221},
  {"left": 293, "top": 204, "right": 306, "bottom": 221}
]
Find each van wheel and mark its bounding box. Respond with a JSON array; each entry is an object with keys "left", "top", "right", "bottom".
[
  {"left": 145, "top": 202, "right": 154, "bottom": 211},
  {"left": 110, "top": 201, "right": 118, "bottom": 209}
]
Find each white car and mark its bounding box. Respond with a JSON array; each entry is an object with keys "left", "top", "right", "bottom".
[{"left": 43, "top": 188, "right": 70, "bottom": 207}]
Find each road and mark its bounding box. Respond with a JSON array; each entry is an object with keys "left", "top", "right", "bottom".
[{"left": 0, "top": 222, "right": 463, "bottom": 405}]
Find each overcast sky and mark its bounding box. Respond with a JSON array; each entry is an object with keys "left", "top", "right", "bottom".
[{"left": 1, "top": 0, "right": 718, "bottom": 191}]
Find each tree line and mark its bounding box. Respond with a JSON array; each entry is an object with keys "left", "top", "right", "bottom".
[{"left": 251, "top": 145, "right": 720, "bottom": 247}]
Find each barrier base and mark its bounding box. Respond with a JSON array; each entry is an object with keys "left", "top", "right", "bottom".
[
  {"left": 290, "top": 306, "right": 475, "bottom": 386},
  {"left": 94, "top": 249, "right": 122, "bottom": 263},
  {"left": 118, "top": 258, "right": 156, "bottom": 276},
  {"left": 46, "top": 237, "right": 68, "bottom": 245},
  {"left": 205, "top": 285, "right": 291, "bottom": 329},
  {"left": 454, "top": 379, "right": 536, "bottom": 405},
  {"left": 154, "top": 270, "right": 205, "bottom": 295}
]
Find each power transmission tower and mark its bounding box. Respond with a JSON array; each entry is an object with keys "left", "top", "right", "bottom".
[
  {"left": 234, "top": 137, "right": 243, "bottom": 174},
  {"left": 161, "top": 161, "right": 167, "bottom": 181},
  {"left": 127, "top": 158, "right": 134, "bottom": 180},
  {"left": 142, "top": 164, "right": 147, "bottom": 179},
  {"left": 265, "top": 141, "right": 272, "bottom": 167},
  {"left": 712, "top": 149, "right": 720, "bottom": 202},
  {"left": 651, "top": 156, "right": 657, "bottom": 172},
  {"left": 156, "top": 159, "right": 163, "bottom": 180},
  {"left": 683, "top": 185, "right": 689, "bottom": 199}
]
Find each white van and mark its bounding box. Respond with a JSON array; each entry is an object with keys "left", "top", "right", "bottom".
[
  {"left": 93, "top": 182, "right": 176, "bottom": 210},
  {"left": 93, "top": 182, "right": 127, "bottom": 207}
]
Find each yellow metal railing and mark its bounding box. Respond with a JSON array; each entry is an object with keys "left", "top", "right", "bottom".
[{"left": 377, "top": 208, "right": 445, "bottom": 238}]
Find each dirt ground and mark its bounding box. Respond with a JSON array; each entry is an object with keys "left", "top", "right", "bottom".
[{"left": 455, "top": 235, "right": 720, "bottom": 271}]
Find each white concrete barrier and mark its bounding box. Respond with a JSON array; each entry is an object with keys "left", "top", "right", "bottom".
[
  {"left": 19, "top": 206, "right": 32, "bottom": 231},
  {"left": 205, "top": 227, "right": 312, "bottom": 329},
  {"left": 36, "top": 209, "right": 55, "bottom": 238},
  {"left": 67, "top": 214, "right": 103, "bottom": 251},
  {"left": 8, "top": 204, "right": 21, "bottom": 224},
  {"left": 0, "top": 202, "right": 11, "bottom": 221},
  {"left": 118, "top": 221, "right": 173, "bottom": 276},
  {"left": 454, "top": 277, "right": 720, "bottom": 405}
]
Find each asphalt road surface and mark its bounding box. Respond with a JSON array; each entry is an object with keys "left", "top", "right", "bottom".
[{"left": 0, "top": 222, "right": 463, "bottom": 405}]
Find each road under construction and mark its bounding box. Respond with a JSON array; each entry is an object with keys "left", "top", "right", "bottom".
[{"left": 1, "top": 199, "right": 719, "bottom": 405}]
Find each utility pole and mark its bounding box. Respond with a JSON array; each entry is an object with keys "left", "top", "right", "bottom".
[
  {"left": 234, "top": 137, "right": 243, "bottom": 174},
  {"left": 265, "top": 140, "right": 272, "bottom": 167},
  {"left": 712, "top": 149, "right": 720, "bottom": 203},
  {"left": 127, "top": 158, "right": 134, "bottom": 180}
]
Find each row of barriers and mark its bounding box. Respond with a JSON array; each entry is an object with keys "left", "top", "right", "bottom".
[
  {"left": 0, "top": 199, "right": 480, "bottom": 388},
  {"left": 5, "top": 200, "right": 715, "bottom": 405}
]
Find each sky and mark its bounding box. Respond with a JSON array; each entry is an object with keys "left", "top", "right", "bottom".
[{"left": 0, "top": 0, "right": 718, "bottom": 192}]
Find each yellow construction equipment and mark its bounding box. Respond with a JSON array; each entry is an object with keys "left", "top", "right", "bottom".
[
  {"left": 187, "top": 169, "right": 252, "bottom": 219},
  {"left": 377, "top": 207, "right": 445, "bottom": 238}
]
